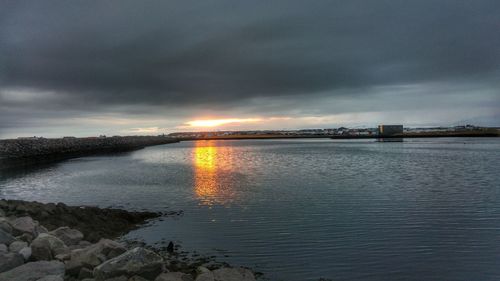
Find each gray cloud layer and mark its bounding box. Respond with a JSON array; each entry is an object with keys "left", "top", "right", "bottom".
[{"left": 1, "top": 1, "right": 499, "bottom": 136}]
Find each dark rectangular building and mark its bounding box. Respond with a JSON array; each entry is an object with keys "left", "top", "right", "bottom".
[{"left": 378, "top": 125, "right": 403, "bottom": 136}]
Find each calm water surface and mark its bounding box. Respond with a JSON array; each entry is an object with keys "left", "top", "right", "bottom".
[{"left": 1, "top": 138, "right": 500, "bottom": 280}]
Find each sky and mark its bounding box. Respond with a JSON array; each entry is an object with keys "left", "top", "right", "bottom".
[{"left": 0, "top": 0, "right": 499, "bottom": 138}]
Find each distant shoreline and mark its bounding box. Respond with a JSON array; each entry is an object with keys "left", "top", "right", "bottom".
[
  {"left": 175, "top": 130, "right": 499, "bottom": 141},
  {"left": 1, "top": 131, "right": 498, "bottom": 169}
]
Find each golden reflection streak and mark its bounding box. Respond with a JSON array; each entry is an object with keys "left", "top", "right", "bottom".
[{"left": 193, "top": 141, "right": 234, "bottom": 206}]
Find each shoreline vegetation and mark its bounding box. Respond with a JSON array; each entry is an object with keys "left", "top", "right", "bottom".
[{"left": 0, "top": 199, "right": 257, "bottom": 281}]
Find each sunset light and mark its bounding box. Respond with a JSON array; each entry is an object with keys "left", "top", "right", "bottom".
[{"left": 186, "top": 118, "right": 261, "bottom": 128}]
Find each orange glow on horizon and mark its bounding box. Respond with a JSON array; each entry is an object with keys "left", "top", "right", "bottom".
[{"left": 186, "top": 118, "right": 261, "bottom": 128}]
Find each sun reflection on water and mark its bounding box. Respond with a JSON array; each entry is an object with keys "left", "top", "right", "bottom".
[{"left": 193, "top": 141, "right": 235, "bottom": 206}]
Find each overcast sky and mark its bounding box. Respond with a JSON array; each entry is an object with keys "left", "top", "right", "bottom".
[{"left": 1, "top": 0, "right": 499, "bottom": 138}]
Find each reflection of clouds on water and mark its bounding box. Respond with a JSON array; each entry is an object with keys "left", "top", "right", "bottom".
[{"left": 193, "top": 141, "right": 237, "bottom": 206}]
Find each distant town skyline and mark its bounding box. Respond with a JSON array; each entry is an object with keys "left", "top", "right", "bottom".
[{"left": 1, "top": 1, "right": 499, "bottom": 138}]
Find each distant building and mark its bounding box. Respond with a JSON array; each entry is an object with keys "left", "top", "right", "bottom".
[{"left": 378, "top": 125, "right": 403, "bottom": 136}]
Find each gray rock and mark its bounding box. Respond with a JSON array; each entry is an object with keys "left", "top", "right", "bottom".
[
  {"left": 0, "top": 252, "right": 24, "bottom": 273},
  {"left": 80, "top": 240, "right": 93, "bottom": 247},
  {"left": 54, "top": 253, "right": 70, "bottom": 261},
  {"left": 19, "top": 246, "right": 32, "bottom": 261},
  {"left": 65, "top": 255, "right": 98, "bottom": 276},
  {"left": 0, "top": 218, "right": 12, "bottom": 234},
  {"left": 195, "top": 272, "right": 214, "bottom": 281},
  {"left": 10, "top": 216, "right": 39, "bottom": 236},
  {"left": 212, "top": 268, "right": 255, "bottom": 281},
  {"left": 9, "top": 240, "right": 28, "bottom": 253},
  {"left": 37, "top": 225, "right": 49, "bottom": 234},
  {"left": 195, "top": 267, "right": 214, "bottom": 281},
  {"left": 68, "top": 240, "right": 93, "bottom": 251},
  {"left": 82, "top": 279, "right": 96, "bottom": 281},
  {"left": 0, "top": 244, "right": 7, "bottom": 253},
  {"left": 0, "top": 209, "right": 5, "bottom": 217},
  {"left": 0, "top": 229, "right": 15, "bottom": 245},
  {"left": 49, "top": 227, "right": 84, "bottom": 246},
  {"left": 17, "top": 233, "right": 34, "bottom": 243},
  {"left": 196, "top": 267, "right": 211, "bottom": 274},
  {"left": 66, "top": 239, "right": 126, "bottom": 276},
  {"left": 155, "top": 272, "right": 194, "bottom": 281},
  {"left": 105, "top": 277, "right": 128, "bottom": 281},
  {"left": 36, "top": 275, "right": 64, "bottom": 281},
  {"left": 14, "top": 203, "right": 35, "bottom": 214},
  {"left": 79, "top": 267, "right": 94, "bottom": 280},
  {"left": 0, "top": 260, "right": 65, "bottom": 281},
  {"left": 94, "top": 247, "right": 163, "bottom": 281},
  {"left": 31, "top": 233, "right": 69, "bottom": 261},
  {"left": 129, "top": 275, "right": 150, "bottom": 281}
]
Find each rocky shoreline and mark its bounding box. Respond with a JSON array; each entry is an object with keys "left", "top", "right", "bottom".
[
  {"left": 0, "top": 199, "right": 256, "bottom": 281},
  {"left": 0, "top": 136, "right": 179, "bottom": 170}
]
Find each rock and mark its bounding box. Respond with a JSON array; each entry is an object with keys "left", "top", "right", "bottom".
[
  {"left": 66, "top": 239, "right": 127, "bottom": 276},
  {"left": 31, "top": 233, "right": 69, "bottom": 261},
  {"left": 195, "top": 267, "right": 213, "bottom": 281},
  {"left": 82, "top": 279, "right": 96, "bottom": 281},
  {"left": 166, "top": 241, "right": 174, "bottom": 253},
  {"left": 65, "top": 258, "right": 86, "bottom": 276},
  {"left": 129, "top": 276, "right": 150, "bottom": 281},
  {"left": 14, "top": 203, "right": 34, "bottom": 214},
  {"left": 196, "top": 267, "right": 211, "bottom": 274},
  {"left": 155, "top": 272, "right": 194, "bottom": 281},
  {"left": 195, "top": 272, "right": 214, "bottom": 281},
  {"left": 50, "top": 227, "right": 84, "bottom": 246},
  {"left": 93, "top": 247, "right": 163, "bottom": 281},
  {"left": 79, "top": 267, "right": 94, "bottom": 280},
  {"left": 0, "top": 199, "right": 160, "bottom": 244},
  {"left": 0, "top": 260, "right": 65, "bottom": 281},
  {"left": 40, "top": 210, "right": 50, "bottom": 219},
  {"left": 19, "top": 246, "right": 32, "bottom": 261},
  {"left": 55, "top": 252, "right": 71, "bottom": 261},
  {"left": 80, "top": 240, "right": 93, "bottom": 247},
  {"left": 0, "top": 244, "right": 7, "bottom": 253},
  {"left": 9, "top": 240, "right": 28, "bottom": 253},
  {"left": 10, "top": 216, "right": 38, "bottom": 236},
  {"left": 17, "top": 233, "right": 34, "bottom": 243},
  {"left": 212, "top": 268, "right": 255, "bottom": 281},
  {"left": 104, "top": 277, "right": 128, "bottom": 281},
  {"left": 0, "top": 209, "right": 5, "bottom": 217},
  {"left": 37, "top": 276, "right": 64, "bottom": 281},
  {"left": 0, "top": 218, "right": 12, "bottom": 234},
  {"left": 68, "top": 240, "right": 94, "bottom": 251},
  {"left": 37, "top": 225, "right": 49, "bottom": 234},
  {"left": 0, "top": 229, "right": 15, "bottom": 245},
  {"left": 0, "top": 252, "right": 24, "bottom": 273}
]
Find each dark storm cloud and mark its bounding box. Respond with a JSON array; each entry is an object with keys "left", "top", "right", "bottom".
[{"left": 1, "top": 0, "right": 499, "bottom": 109}]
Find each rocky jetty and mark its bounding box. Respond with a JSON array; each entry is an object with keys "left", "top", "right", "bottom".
[
  {"left": 0, "top": 200, "right": 256, "bottom": 281},
  {"left": 0, "top": 200, "right": 163, "bottom": 243},
  {"left": 0, "top": 136, "right": 179, "bottom": 169}
]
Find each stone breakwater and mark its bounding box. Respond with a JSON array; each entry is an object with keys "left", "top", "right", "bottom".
[
  {"left": 0, "top": 136, "right": 179, "bottom": 159},
  {"left": 0, "top": 199, "right": 256, "bottom": 281},
  {"left": 0, "top": 200, "right": 165, "bottom": 243}
]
